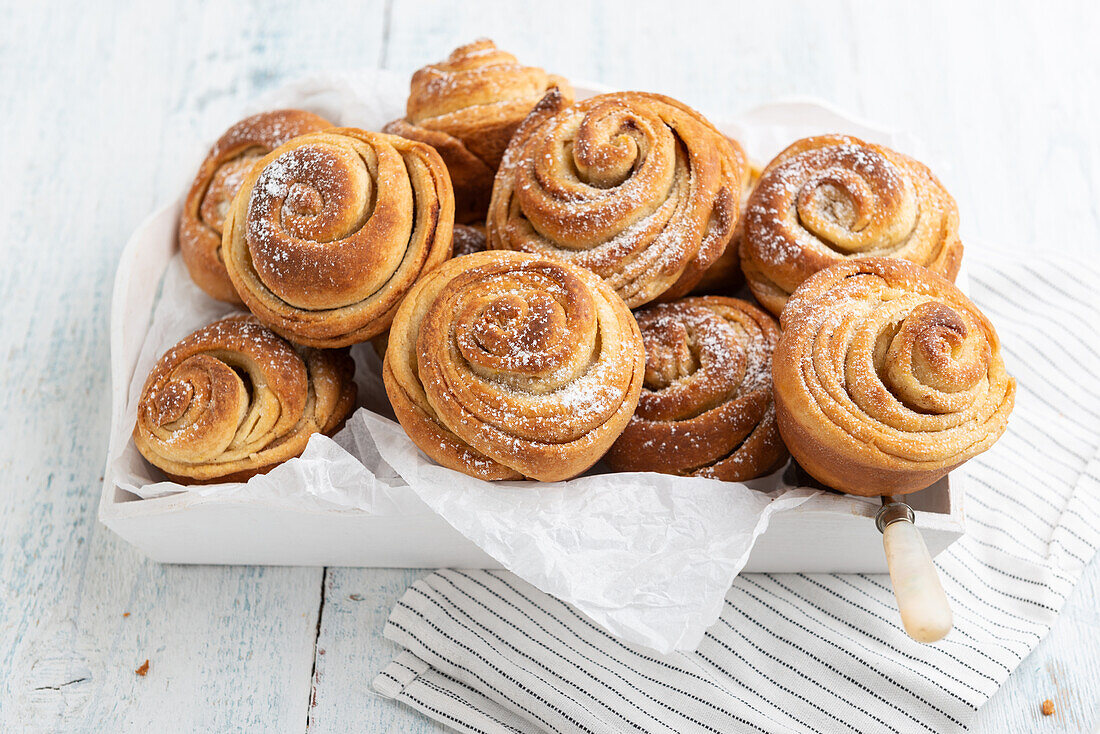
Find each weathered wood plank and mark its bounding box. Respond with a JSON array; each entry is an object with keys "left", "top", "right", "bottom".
[
  {"left": 971, "top": 554, "right": 1100, "bottom": 733},
  {"left": 308, "top": 568, "right": 449, "bottom": 734}
]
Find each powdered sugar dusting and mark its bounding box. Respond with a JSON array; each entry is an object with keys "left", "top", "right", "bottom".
[
  {"left": 614, "top": 298, "right": 782, "bottom": 476},
  {"left": 743, "top": 137, "right": 957, "bottom": 300},
  {"left": 496, "top": 93, "right": 736, "bottom": 306}
]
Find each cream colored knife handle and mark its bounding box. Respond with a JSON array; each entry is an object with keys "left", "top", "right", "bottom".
[{"left": 881, "top": 514, "right": 953, "bottom": 643}]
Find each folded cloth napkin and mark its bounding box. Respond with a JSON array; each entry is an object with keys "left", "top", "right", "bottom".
[{"left": 374, "top": 256, "right": 1100, "bottom": 733}]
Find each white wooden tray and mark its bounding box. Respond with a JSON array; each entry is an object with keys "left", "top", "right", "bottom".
[{"left": 99, "top": 84, "right": 966, "bottom": 572}]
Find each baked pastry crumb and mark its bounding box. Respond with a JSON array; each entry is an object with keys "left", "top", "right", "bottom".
[
  {"left": 489, "top": 91, "right": 748, "bottom": 308},
  {"left": 384, "top": 251, "right": 645, "bottom": 481},
  {"left": 606, "top": 296, "right": 787, "bottom": 480},
  {"left": 222, "top": 128, "right": 454, "bottom": 347},
  {"left": 385, "top": 39, "right": 572, "bottom": 222},
  {"left": 132, "top": 315, "right": 356, "bottom": 483},
  {"left": 772, "top": 257, "right": 1015, "bottom": 496},
  {"left": 179, "top": 109, "right": 332, "bottom": 304}
]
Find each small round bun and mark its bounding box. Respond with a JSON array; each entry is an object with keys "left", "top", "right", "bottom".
[{"left": 772, "top": 257, "right": 1014, "bottom": 496}]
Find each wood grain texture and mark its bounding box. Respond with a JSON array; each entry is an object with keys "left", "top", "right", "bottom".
[
  {"left": 0, "top": 1, "right": 377, "bottom": 731},
  {"left": 0, "top": 0, "right": 1096, "bottom": 732},
  {"left": 972, "top": 564, "right": 1100, "bottom": 733},
  {"left": 308, "top": 568, "right": 448, "bottom": 733}
]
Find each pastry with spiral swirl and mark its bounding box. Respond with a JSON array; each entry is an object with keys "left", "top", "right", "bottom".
[
  {"left": 383, "top": 250, "right": 645, "bottom": 481},
  {"left": 179, "top": 109, "right": 333, "bottom": 304},
  {"left": 488, "top": 90, "right": 748, "bottom": 308},
  {"left": 367, "top": 224, "right": 490, "bottom": 361},
  {"left": 740, "top": 135, "right": 963, "bottom": 316},
  {"left": 605, "top": 297, "right": 787, "bottom": 481},
  {"left": 223, "top": 127, "right": 454, "bottom": 348},
  {"left": 772, "top": 258, "right": 1014, "bottom": 496},
  {"left": 133, "top": 315, "right": 356, "bottom": 483},
  {"left": 691, "top": 159, "right": 760, "bottom": 295},
  {"left": 385, "top": 39, "right": 573, "bottom": 223}
]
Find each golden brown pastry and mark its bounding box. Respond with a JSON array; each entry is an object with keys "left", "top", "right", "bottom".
[
  {"left": 488, "top": 91, "right": 748, "bottom": 308},
  {"left": 606, "top": 297, "right": 787, "bottom": 481},
  {"left": 385, "top": 39, "right": 573, "bottom": 223},
  {"left": 740, "top": 135, "right": 962, "bottom": 315},
  {"left": 691, "top": 161, "right": 760, "bottom": 295},
  {"left": 383, "top": 250, "right": 645, "bottom": 481},
  {"left": 133, "top": 315, "right": 356, "bottom": 483},
  {"left": 223, "top": 127, "right": 454, "bottom": 348},
  {"left": 179, "top": 110, "right": 332, "bottom": 304},
  {"left": 772, "top": 258, "right": 1014, "bottom": 496},
  {"left": 368, "top": 223, "right": 488, "bottom": 361}
]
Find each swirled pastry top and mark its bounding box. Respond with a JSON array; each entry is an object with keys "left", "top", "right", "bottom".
[
  {"left": 223, "top": 127, "right": 454, "bottom": 348},
  {"left": 488, "top": 90, "right": 748, "bottom": 308},
  {"left": 606, "top": 297, "right": 787, "bottom": 481},
  {"left": 402, "top": 38, "right": 572, "bottom": 169},
  {"left": 740, "top": 135, "right": 962, "bottom": 315},
  {"left": 691, "top": 158, "right": 759, "bottom": 295},
  {"left": 179, "top": 109, "right": 332, "bottom": 304},
  {"left": 383, "top": 250, "right": 645, "bottom": 481},
  {"left": 133, "top": 315, "right": 356, "bottom": 483},
  {"left": 772, "top": 258, "right": 1014, "bottom": 496},
  {"left": 385, "top": 39, "right": 573, "bottom": 223}
]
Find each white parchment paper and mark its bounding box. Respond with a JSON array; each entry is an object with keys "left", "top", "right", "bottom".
[{"left": 105, "top": 71, "right": 916, "bottom": 652}]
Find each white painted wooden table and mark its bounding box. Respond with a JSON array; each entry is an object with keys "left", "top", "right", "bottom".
[{"left": 2, "top": 2, "right": 1097, "bottom": 731}]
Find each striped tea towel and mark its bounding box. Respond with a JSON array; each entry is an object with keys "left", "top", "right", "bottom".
[{"left": 373, "top": 256, "right": 1100, "bottom": 733}]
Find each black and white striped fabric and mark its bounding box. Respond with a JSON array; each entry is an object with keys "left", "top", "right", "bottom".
[{"left": 373, "top": 257, "right": 1100, "bottom": 734}]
